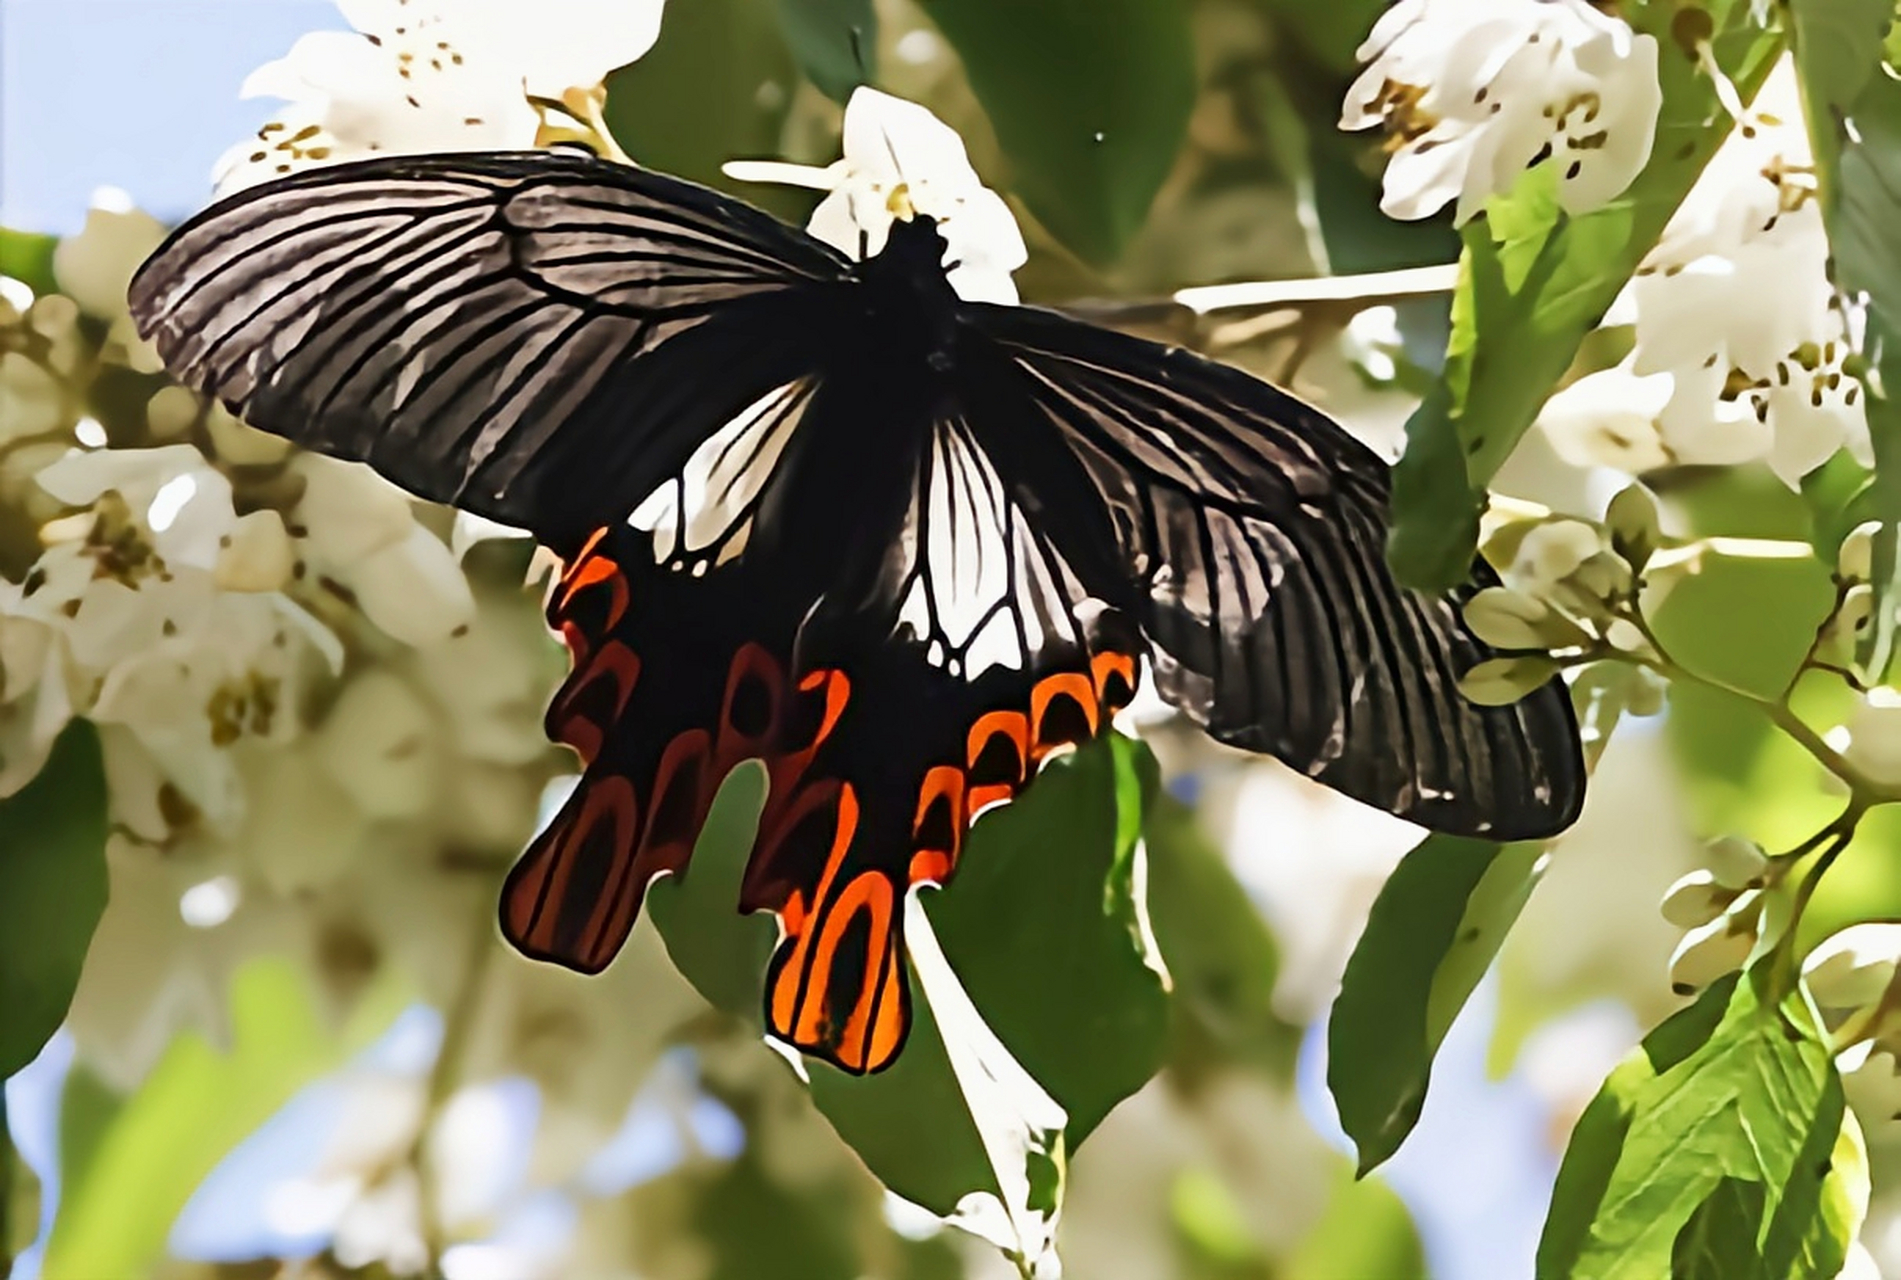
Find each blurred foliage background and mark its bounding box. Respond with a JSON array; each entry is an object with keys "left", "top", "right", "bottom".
[{"left": 5, "top": 0, "right": 1901, "bottom": 1277}]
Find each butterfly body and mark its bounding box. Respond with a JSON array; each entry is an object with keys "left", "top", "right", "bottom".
[{"left": 129, "top": 149, "right": 1585, "bottom": 1074}]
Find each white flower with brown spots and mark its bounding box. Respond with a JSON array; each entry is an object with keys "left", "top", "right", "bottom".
[{"left": 1341, "top": 0, "right": 1661, "bottom": 225}]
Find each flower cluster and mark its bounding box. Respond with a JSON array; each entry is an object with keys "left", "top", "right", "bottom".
[
  {"left": 1340, "top": 0, "right": 1661, "bottom": 225},
  {"left": 215, "top": 0, "right": 665, "bottom": 193},
  {"left": 725, "top": 87, "right": 1029, "bottom": 304},
  {"left": 1539, "top": 58, "right": 1870, "bottom": 487},
  {"left": 1658, "top": 836, "right": 1776, "bottom": 994}
]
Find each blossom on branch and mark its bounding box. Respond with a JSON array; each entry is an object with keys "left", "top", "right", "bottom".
[
  {"left": 1538, "top": 57, "right": 1871, "bottom": 487},
  {"left": 1340, "top": 0, "right": 1661, "bottom": 225},
  {"left": 215, "top": 0, "right": 667, "bottom": 193},
  {"left": 724, "top": 87, "right": 1029, "bottom": 304}
]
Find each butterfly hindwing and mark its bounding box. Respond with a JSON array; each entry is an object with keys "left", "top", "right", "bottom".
[
  {"left": 741, "top": 627, "right": 1139, "bottom": 1075},
  {"left": 503, "top": 527, "right": 800, "bottom": 972}
]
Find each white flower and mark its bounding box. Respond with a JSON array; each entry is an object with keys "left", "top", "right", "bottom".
[
  {"left": 1547, "top": 57, "right": 1871, "bottom": 487},
  {"left": 724, "top": 87, "right": 1029, "bottom": 304},
  {"left": 291, "top": 456, "right": 475, "bottom": 647},
  {"left": 4, "top": 444, "right": 340, "bottom": 829},
  {"left": 215, "top": 0, "right": 667, "bottom": 194},
  {"left": 1804, "top": 924, "right": 1901, "bottom": 1012},
  {"left": 50, "top": 189, "right": 167, "bottom": 323},
  {"left": 1341, "top": 0, "right": 1661, "bottom": 225},
  {"left": 1836, "top": 688, "right": 1901, "bottom": 789}
]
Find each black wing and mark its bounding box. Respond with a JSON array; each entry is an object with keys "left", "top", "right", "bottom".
[
  {"left": 128, "top": 151, "right": 854, "bottom": 548},
  {"left": 961, "top": 304, "right": 1585, "bottom": 840}
]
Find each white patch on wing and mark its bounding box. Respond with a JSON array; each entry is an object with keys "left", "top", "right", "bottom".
[
  {"left": 898, "top": 420, "right": 1078, "bottom": 681},
  {"left": 628, "top": 380, "right": 812, "bottom": 565}
]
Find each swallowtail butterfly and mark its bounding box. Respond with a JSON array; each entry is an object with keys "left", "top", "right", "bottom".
[{"left": 129, "top": 150, "right": 1585, "bottom": 1074}]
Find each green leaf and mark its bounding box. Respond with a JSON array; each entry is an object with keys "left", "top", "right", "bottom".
[
  {"left": 811, "top": 736, "right": 1170, "bottom": 1221},
  {"left": 775, "top": 0, "right": 875, "bottom": 103},
  {"left": 1535, "top": 970, "right": 1848, "bottom": 1280},
  {"left": 604, "top": 0, "right": 805, "bottom": 219},
  {"left": 1789, "top": 0, "right": 1901, "bottom": 681},
  {"left": 1145, "top": 791, "right": 1299, "bottom": 1079},
  {"left": 921, "top": 736, "right": 1170, "bottom": 1143},
  {"left": 645, "top": 763, "right": 778, "bottom": 1022},
  {"left": 1328, "top": 835, "right": 1543, "bottom": 1173},
  {"left": 1388, "top": 2, "right": 1787, "bottom": 590},
  {"left": 0, "top": 721, "right": 107, "bottom": 1080},
  {"left": 650, "top": 738, "right": 1170, "bottom": 1237},
  {"left": 0, "top": 229, "right": 59, "bottom": 297},
  {"left": 41, "top": 959, "right": 390, "bottom": 1280},
  {"left": 1672, "top": 1177, "right": 1772, "bottom": 1280},
  {"left": 916, "top": 0, "right": 1196, "bottom": 265}
]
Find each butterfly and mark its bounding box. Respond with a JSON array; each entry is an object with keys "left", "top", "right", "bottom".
[{"left": 128, "top": 149, "right": 1585, "bottom": 1075}]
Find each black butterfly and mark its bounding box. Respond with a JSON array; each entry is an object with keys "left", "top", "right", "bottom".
[{"left": 128, "top": 150, "right": 1584, "bottom": 1074}]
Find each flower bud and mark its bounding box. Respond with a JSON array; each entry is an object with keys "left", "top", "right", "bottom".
[
  {"left": 1458, "top": 655, "right": 1563, "bottom": 707},
  {"left": 1703, "top": 835, "right": 1769, "bottom": 891},
  {"left": 1838, "top": 521, "right": 1880, "bottom": 584},
  {"left": 1605, "top": 484, "right": 1661, "bottom": 574},
  {"left": 1462, "top": 587, "right": 1594, "bottom": 651},
  {"left": 1668, "top": 916, "right": 1755, "bottom": 995},
  {"left": 1659, "top": 869, "right": 1733, "bottom": 929},
  {"left": 1816, "top": 582, "right": 1875, "bottom": 665},
  {"left": 1803, "top": 923, "right": 1901, "bottom": 1011}
]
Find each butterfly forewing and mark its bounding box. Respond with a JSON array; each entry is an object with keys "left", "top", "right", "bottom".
[{"left": 128, "top": 152, "right": 853, "bottom": 548}]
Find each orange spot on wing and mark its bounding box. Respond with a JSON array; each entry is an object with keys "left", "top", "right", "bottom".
[
  {"left": 1030, "top": 671, "right": 1099, "bottom": 759},
  {"left": 798, "top": 870, "right": 891, "bottom": 1046},
  {"left": 1091, "top": 649, "right": 1138, "bottom": 710},
  {"left": 552, "top": 547, "right": 630, "bottom": 629},
  {"left": 908, "top": 849, "right": 954, "bottom": 885},
  {"left": 966, "top": 710, "right": 1029, "bottom": 815},
  {"left": 766, "top": 784, "right": 860, "bottom": 1033}
]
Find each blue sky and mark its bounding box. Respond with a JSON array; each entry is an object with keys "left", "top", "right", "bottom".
[{"left": 3, "top": 1, "right": 337, "bottom": 233}]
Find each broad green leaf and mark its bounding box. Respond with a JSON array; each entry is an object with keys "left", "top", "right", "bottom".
[
  {"left": 1328, "top": 835, "right": 1543, "bottom": 1173},
  {"left": 41, "top": 959, "right": 394, "bottom": 1280},
  {"left": 1388, "top": 3, "right": 1786, "bottom": 589},
  {"left": 1535, "top": 970, "right": 1848, "bottom": 1280},
  {"left": 1790, "top": 0, "right": 1901, "bottom": 681},
  {"left": 920, "top": 736, "right": 1170, "bottom": 1144},
  {"left": 0, "top": 721, "right": 107, "bottom": 1080},
  {"left": 916, "top": 0, "right": 1196, "bottom": 265},
  {"left": 0, "top": 229, "right": 58, "bottom": 297},
  {"left": 604, "top": 0, "right": 805, "bottom": 220},
  {"left": 775, "top": 0, "right": 875, "bottom": 103},
  {"left": 1145, "top": 791, "right": 1300, "bottom": 1080},
  {"left": 646, "top": 763, "right": 777, "bottom": 1021},
  {"left": 651, "top": 737, "right": 1170, "bottom": 1231},
  {"left": 811, "top": 735, "right": 1169, "bottom": 1232},
  {"left": 1672, "top": 1177, "right": 1772, "bottom": 1280}
]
